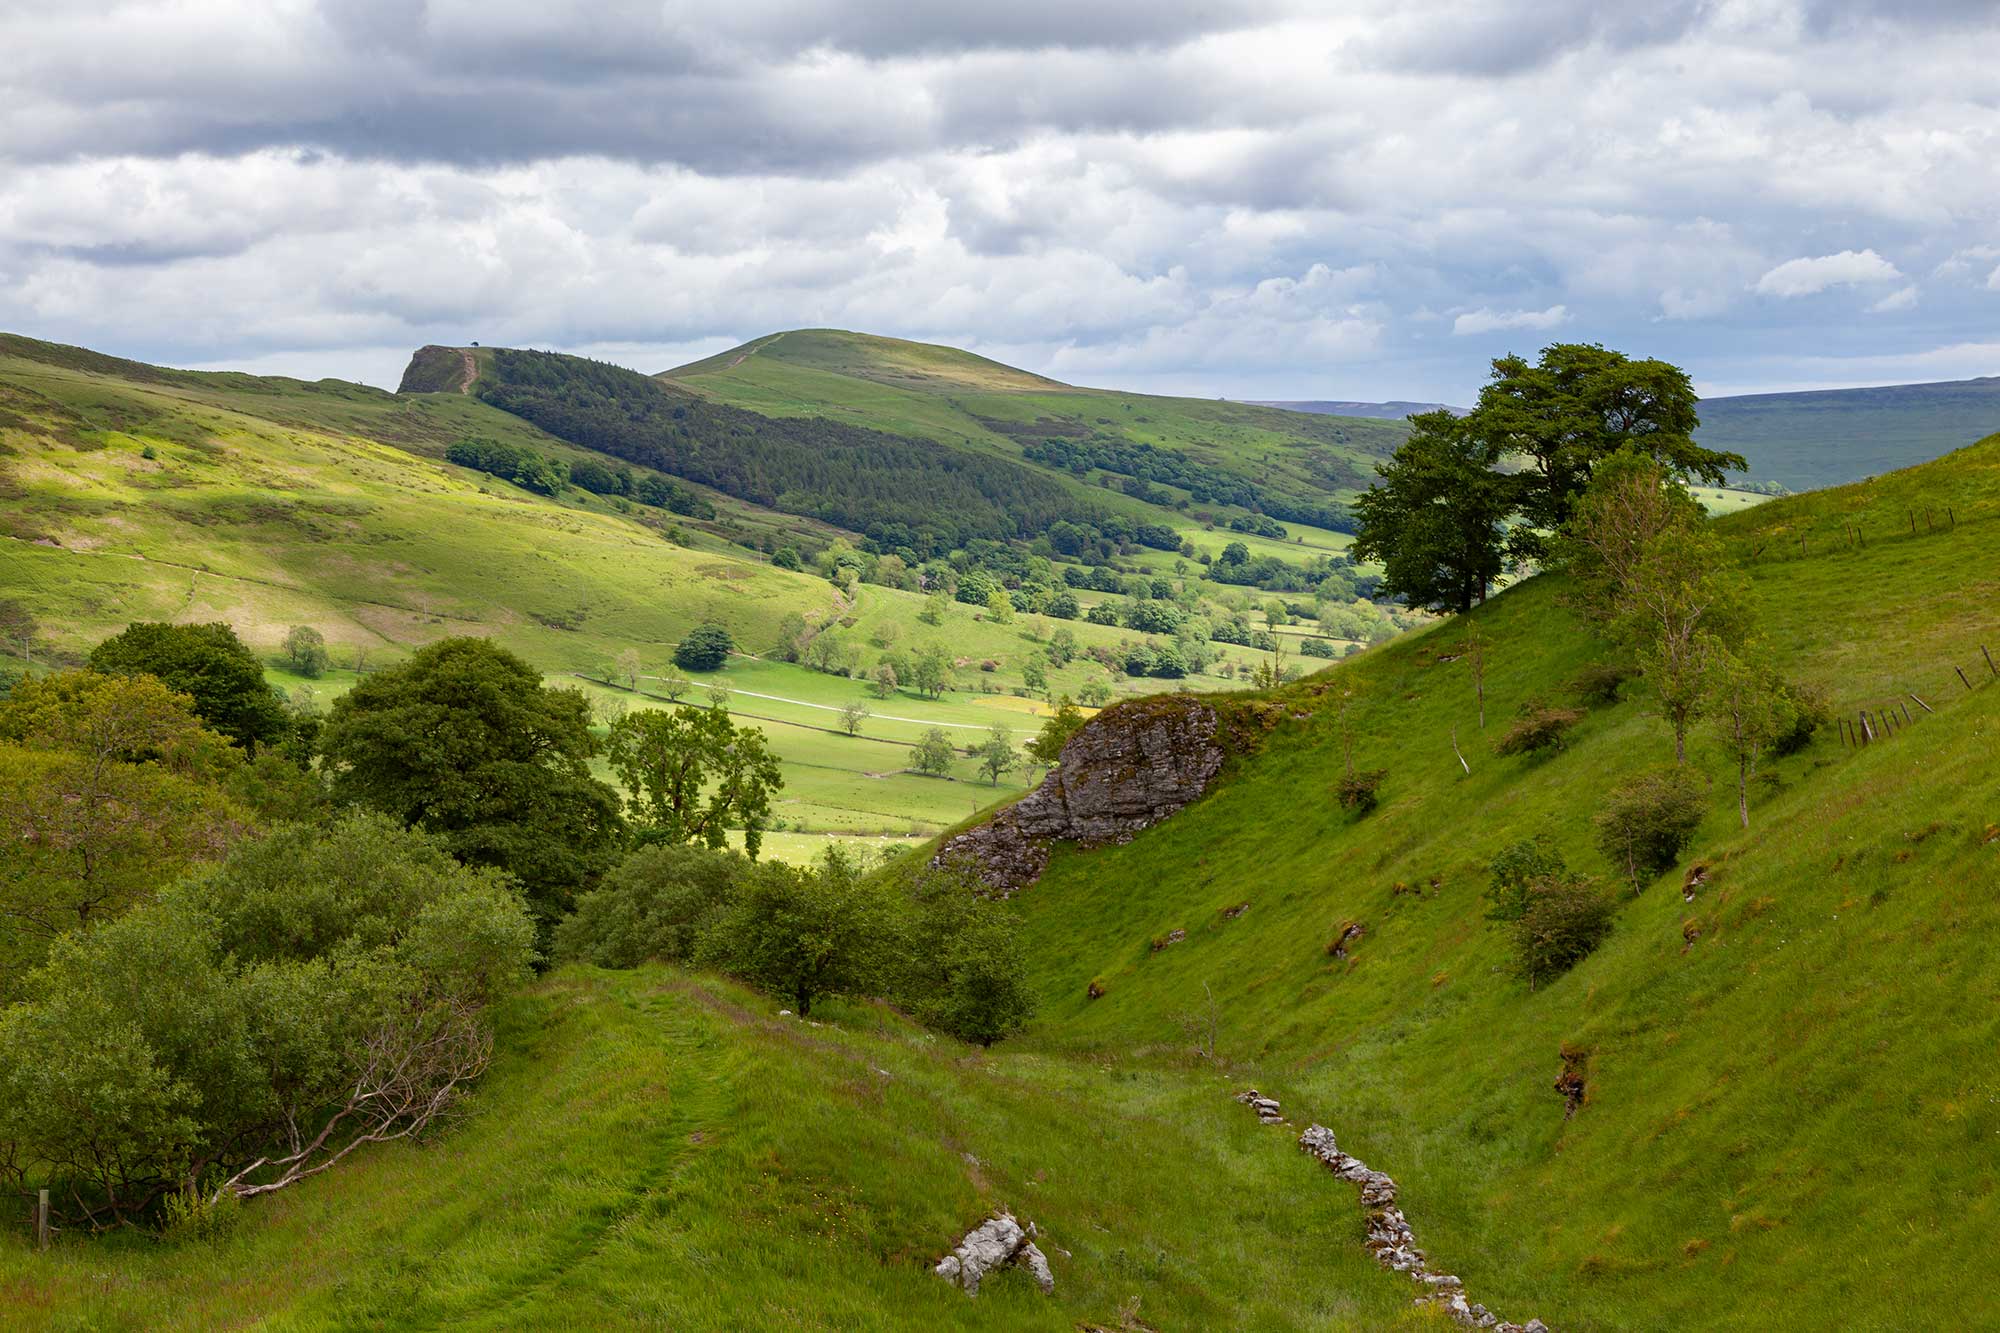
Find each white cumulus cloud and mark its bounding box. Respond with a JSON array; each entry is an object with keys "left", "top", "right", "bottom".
[
  {"left": 1451, "top": 305, "right": 1569, "bottom": 336},
  {"left": 1869, "top": 285, "right": 1918, "bottom": 313},
  {"left": 1753, "top": 249, "right": 1902, "bottom": 297}
]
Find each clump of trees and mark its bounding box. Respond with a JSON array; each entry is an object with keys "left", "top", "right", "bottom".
[
  {"left": 1353, "top": 345, "right": 1745, "bottom": 613},
  {"left": 673, "top": 624, "right": 734, "bottom": 672},
  {"left": 910, "top": 727, "right": 958, "bottom": 778},
  {"left": 0, "top": 814, "right": 535, "bottom": 1231},
  {"left": 283, "top": 625, "right": 330, "bottom": 677},
  {"left": 558, "top": 847, "right": 1033, "bottom": 1041},
  {"left": 89, "top": 621, "right": 293, "bottom": 755}
]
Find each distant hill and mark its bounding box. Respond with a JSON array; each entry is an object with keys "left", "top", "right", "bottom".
[
  {"left": 1696, "top": 375, "right": 2000, "bottom": 492},
  {"left": 1244, "top": 399, "right": 1462, "bottom": 420},
  {"left": 659, "top": 329, "right": 1410, "bottom": 538}
]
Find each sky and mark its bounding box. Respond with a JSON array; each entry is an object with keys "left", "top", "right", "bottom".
[{"left": 2, "top": 0, "right": 1998, "bottom": 403}]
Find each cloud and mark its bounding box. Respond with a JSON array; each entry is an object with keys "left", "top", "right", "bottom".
[
  {"left": 1753, "top": 249, "right": 1902, "bottom": 297},
  {"left": 1, "top": 3, "right": 1998, "bottom": 402},
  {"left": 1989, "top": 265, "right": 2000, "bottom": 292},
  {"left": 1451, "top": 305, "right": 1570, "bottom": 336}
]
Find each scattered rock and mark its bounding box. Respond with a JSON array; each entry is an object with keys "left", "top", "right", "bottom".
[
  {"left": 1327, "top": 920, "right": 1366, "bottom": 959},
  {"left": 1681, "top": 918, "right": 1703, "bottom": 953},
  {"left": 1087, "top": 979, "right": 1106, "bottom": 1000},
  {"left": 1151, "top": 928, "right": 1187, "bottom": 951},
  {"left": 1555, "top": 1046, "right": 1588, "bottom": 1118},
  {"left": 1682, "top": 862, "right": 1710, "bottom": 902},
  {"left": 1221, "top": 901, "right": 1250, "bottom": 920},
  {"left": 933, "top": 1213, "right": 1054, "bottom": 1296},
  {"left": 932, "top": 696, "right": 1225, "bottom": 894}
]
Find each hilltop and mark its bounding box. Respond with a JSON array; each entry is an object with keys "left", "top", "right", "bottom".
[
  {"left": 1248, "top": 397, "right": 1465, "bottom": 420},
  {"left": 1695, "top": 374, "right": 2000, "bottom": 492}
]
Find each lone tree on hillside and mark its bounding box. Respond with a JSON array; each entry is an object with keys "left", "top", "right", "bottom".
[
  {"left": 975, "top": 724, "right": 1019, "bottom": 786},
  {"left": 673, "top": 624, "right": 734, "bottom": 672},
  {"left": 837, "top": 699, "right": 869, "bottom": 737},
  {"left": 910, "top": 727, "right": 957, "bottom": 778},
  {"left": 614, "top": 647, "right": 642, "bottom": 692},
  {"left": 1705, "top": 647, "right": 1792, "bottom": 828},
  {"left": 1564, "top": 451, "right": 1748, "bottom": 762},
  {"left": 283, "top": 625, "right": 330, "bottom": 678}
]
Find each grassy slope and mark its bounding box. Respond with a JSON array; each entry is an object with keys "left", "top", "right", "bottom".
[
  {"left": 659, "top": 329, "right": 1404, "bottom": 555},
  {"left": 0, "top": 968, "right": 1416, "bottom": 1332},
  {"left": 1009, "top": 433, "right": 2000, "bottom": 1330},
  {"left": 1697, "top": 375, "right": 2000, "bottom": 493}
]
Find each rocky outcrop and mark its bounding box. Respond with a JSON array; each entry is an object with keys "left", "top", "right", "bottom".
[
  {"left": 933, "top": 1213, "right": 1054, "bottom": 1296},
  {"left": 1235, "top": 1091, "right": 1550, "bottom": 1333},
  {"left": 933, "top": 695, "right": 1225, "bottom": 894}
]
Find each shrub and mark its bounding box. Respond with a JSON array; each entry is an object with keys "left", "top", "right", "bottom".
[
  {"left": 1767, "top": 678, "right": 1831, "bottom": 756},
  {"left": 555, "top": 843, "right": 752, "bottom": 968},
  {"left": 1335, "top": 769, "right": 1387, "bottom": 813},
  {"left": 1594, "top": 767, "right": 1708, "bottom": 888},
  {"left": 1509, "top": 875, "right": 1616, "bottom": 988},
  {"left": 1569, "top": 661, "right": 1638, "bottom": 706},
  {"left": 899, "top": 870, "right": 1034, "bottom": 1046},
  {"left": 673, "top": 624, "right": 735, "bottom": 672},
  {"left": 0, "top": 813, "right": 534, "bottom": 1230},
  {"left": 703, "top": 851, "right": 888, "bottom": 1017},
  {"left": 1493, "top": 703, "right": 1584, "bottom": 757},
  {"left": 1484, "top": 835, "right": 1567, "bottom": 922},
  {"left": 1300, "top": 637, "right": 1335, "bottom": 658}
]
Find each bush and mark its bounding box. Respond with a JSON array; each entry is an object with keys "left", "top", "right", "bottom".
[
  {"left": 1569, "top": 661, "right": 1638, "bottom": 706},
  {"left": 1484, "top": 835, "right": 1567, "bottom": 922},
  {"left": 1768, "top": 678, "right": 1831, "bottom": 756},
  {"left": 1509, "top": 875, "right": 1616, "bottom": 988},
  {"left": 0, "top": 813, "right": 534, "bottom": 1231},
  {"left": 555, "top": 843, "right": 752, "bottom": 968},
  {"left": 1493, "top": 703, "right": 1584, "bottom": 757},
  {"left": 673, "top": 624, "right": 735, "bottom": 672},
  {"left": 1594, "top": 767, "right": 1708, "bottom": 887},
  {"left": 1335, "top": 769, "right": 1387, "bottom": 813},
  {"left": 703, "top": 851, "right": 887, "bottom": 1017},
  {"left": 1300, "top": 637, "right": 1335, "bottom": 658},
  {"left": 899, "top": 870, "right": 1034, "bottom": 1046}
]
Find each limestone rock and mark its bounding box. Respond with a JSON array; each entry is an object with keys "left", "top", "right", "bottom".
[
  {"left": 933, "top": 1212, "right": 1054, "bottom": 1296},
  {"left": 932, "top": 696, "right": 1225, "bottom": 895}
]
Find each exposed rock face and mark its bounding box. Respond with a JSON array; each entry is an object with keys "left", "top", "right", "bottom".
[
  {"left": 1236, "top": 1092, "right": 1551, "bottom": 1333},
  {"left": 933, "top": 696, "right": 1225, "bottom": 894},
  {"left": 934, "top": 1213, "right": 1055, "bottom": 1296}
]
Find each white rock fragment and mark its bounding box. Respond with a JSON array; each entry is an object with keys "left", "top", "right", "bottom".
[{"left": 933, "top": 1212, "right": 1055, "bottom": 1296}]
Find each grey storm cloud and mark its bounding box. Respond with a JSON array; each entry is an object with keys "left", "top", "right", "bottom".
[{"left": 1, "top": 0, "right": 1998, "bottom": 402}]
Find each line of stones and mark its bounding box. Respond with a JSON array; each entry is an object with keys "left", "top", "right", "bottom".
[{"left": 1236, "top": 1090, "right": 1549, "bottom": 1333}]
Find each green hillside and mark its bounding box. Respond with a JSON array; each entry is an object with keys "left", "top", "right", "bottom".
[
  {"left": 7, "top": 397, "right": 1994, "bottom": 1326},
  {"left": 1698, "top": 374, "right": 2000, "bottom": 492},
  {"left": 660, "top": 328, "right": 1406, "bottom": 550},
  {"left": 0, "top": 335, "right": 1339, "bottom": 863}
]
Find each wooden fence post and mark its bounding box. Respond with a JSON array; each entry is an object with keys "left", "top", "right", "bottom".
[
  {"left": 1983, "top": 645, "right": 1996, "bottom": 677},
  {"left": 1909, "top": 692, "right": 1933, "bottom": 714},
  {"left": 1958, "top": 666, "right": 1975, "bottom": 691},
  {"left": 36, "top": 1188, "right": 49, "bottom": 1251}
]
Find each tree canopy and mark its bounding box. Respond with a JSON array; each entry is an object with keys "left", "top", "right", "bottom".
[
  {"left": 88, "top": 622, "right": 289, "bottom": 753},
  {"left": 1351, "top": 410, "right": 1514, "bottom": 614},
  {"left": 318, "top": 637, "right": 621, "bottom": 923},
  {"left": 604, "top": 705, "right": 783, "bottom": 859}
]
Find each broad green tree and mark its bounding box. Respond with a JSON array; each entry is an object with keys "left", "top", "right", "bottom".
[
  {"left": 283, "top": 625, "right": 330, "bottom": 677},
  {"left": 910, "top": 727, "right": 957, "bottom": 778},
  {"left": 89, "top": 622, "right": 289, "bottom": 753},
  {"left": 605, "top": 705, "right": 783, "bottom": 858},
  {"left": 911, "top": 644, "right": 954, "bottom": 700},
  {"left": 976, "top": 724, "right": 1019, "bottom": 786},
  {"left": 319, "top": 637, "right": 621, "bottom": 921},
  {"left": 1351, "top": 412, "right": 1516, "bottom": 613}
]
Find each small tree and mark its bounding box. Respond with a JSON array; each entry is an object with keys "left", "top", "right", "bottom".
[
  {"left": 918, "top": 590, "right": 950, "bottom": 626},
  {"left": 1484, "top": 835, "right": 1568, "bottom": 922},
  {"left": 911, "top": 644, "right": 954, "bottom": 701},
  {"left": 1021, "top": 658, "right": 1047, "bottom": 695},
  {"left": 1027, "top": 696, "right": 1086, "bottom": 764},
  {"left": 674, "top": 624, "right": 734, "bottom": 672},
  {"left": 838, "top": 699, "right": 869, "bottom": 737},
  {"left": 1462, "top": 618, "right": 1487, "bottom": 729},
  {"left": 283, "top": 625, "right": 330, "bottom": 678},
  {"left": 1705, "top": 647, "right": 1792, "bottom": 828},
  {"left": 871, "top": 662, "right": 899, "bottom": 699},
  {"left": 976, "top": 724, "right": 1018, "bottom": 786},
  {"left": 657, "top": 667, "right": 691, "bottom": 703},
  {"left": 901, "top": 869, "right": 1033, "bottom": 1046},
  {"left": 986, "top": 587, "right": 1014, "bottom": 624},
  {"left": 1079, "top": 677, "right": 1113, "bottom": 708},
  {"left": 1046, "top": 626, "right": 1078, "bottom": 666},
  {"left": 706, "top": 854, "right": 882, "bottom": 1017},
  {"left": 614, "top": 647, "right": 642, "bottom": 692},
  {"left": 910, "top": 727, "right": 957, "bottom": 778},
  {"left": 1594, "top": 767, "right": 1707, "bottom": 889},
  {"left": 705, "top": 681, "right": 734, "bottom": 711},
  {"left": 605, "top": 706, "right": 783, "bottom": 858}
]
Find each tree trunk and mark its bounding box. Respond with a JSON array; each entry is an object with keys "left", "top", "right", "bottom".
[
  {"left": 1738, "top": 755, "right": 1749, "bottom": 828},
  {"left": 1674, "top": 726, "right": 1687, "bottom": 764}
]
